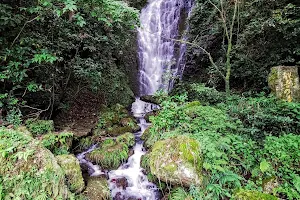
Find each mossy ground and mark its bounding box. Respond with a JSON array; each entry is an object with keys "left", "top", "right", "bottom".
[
  {"left": 233, "top": 189, "right": 278, "bottom": 200},
  {"left": 25, "top": 119, "right": 54, "bottom": 136}
]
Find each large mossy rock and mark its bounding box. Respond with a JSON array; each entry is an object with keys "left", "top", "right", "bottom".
[
  {"left": 268, "top": 66, "right": 300, "bottom": 102},
  {"left": 86, "top": 133, "right": 135, "bottom": 169},
  {"left": 233, "top": 189, "right": 278, "bottom": 200},
  {"left": 84, "top": 176, "right": 110, "bottom": 200},
  {"left": 148, "top": 136, "right": 202, "bottom": 187},
  {"left": 56, "top": 154, "right": 85, "bottom": 194},
  {"left": 0, "top": 127, "right": 71, "bottom": 199}
]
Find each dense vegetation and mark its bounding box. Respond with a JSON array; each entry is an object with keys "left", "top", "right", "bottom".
[
  {"left": 0, "top": 0, "right": 300, "bottom": 200},
  {"left": 0, "top": 0, "right": 139, "bottom": 125},
  {"left": 185, "top": 0, "right": 300, "bottom": 92}
]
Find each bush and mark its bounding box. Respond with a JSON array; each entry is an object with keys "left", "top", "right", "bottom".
[{"left": 25, "top": 119, "right": 54, "bottom": 136}]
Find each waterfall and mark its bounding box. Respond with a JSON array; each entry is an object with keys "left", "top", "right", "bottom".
[
  {"left": 77, "top": 1, "right": 192, "bottom": 199},
  {"left": 138, "top": 0, "right": 192, "bottom": 96}
]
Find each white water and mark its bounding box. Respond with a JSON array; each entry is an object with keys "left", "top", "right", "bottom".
[{"left": 138, "top": 0, "right": 192, "bottom": 96}]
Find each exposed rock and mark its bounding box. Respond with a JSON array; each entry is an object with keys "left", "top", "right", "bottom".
[
  {"left": 0, "top": 127, "right": 71, "bottom": 199},
  {"left": 233, "top": 189, "right": 278, "bottom": 200},
  {"left": 84, "top": 176, "right": 110, "bottom": 200},
  {"left": 263, "top": 177, "right": 279, "bottom": 194},
  {"left": 25, "top": 119, "right": 54, "bottom": 136},
  {"left": 268, "top": 66, "right": 300, "bottom": 102},
  {"left": 140, "top": 95, "right": 161, "bottom": 105},
  {"left": 56, "top": 154, "right": 85, "bottom": 193},
  {"left": 110, "top": 177, "right": 129, "bottom": 189},
  {"left": 148, "top": 136, "right": 202, "bottom": 187}
]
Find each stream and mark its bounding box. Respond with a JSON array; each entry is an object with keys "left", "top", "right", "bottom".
[{"left": 77, "top": 0, "right": 192, "bottom": 199}]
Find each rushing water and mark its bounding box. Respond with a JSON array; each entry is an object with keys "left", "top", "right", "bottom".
[
  {"left": 77, "top": 0, "right": 192, "bottom": 199},
  {"left": 138, "top": 0, "right": 192, "bottom": 96}
]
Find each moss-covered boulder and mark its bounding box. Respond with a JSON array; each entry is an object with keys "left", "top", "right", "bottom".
[
  {"left": 0, "top": 127, "right": 71, "bottom": 199},
  {"left": 25, "top": 119, "right": 54, "bottom": 135},
  {"left": 93, "top": 104, "right": 140, "bottom": 137},
  {"left": 140, "top": 95, "right": 162, "bottom": 105},
  {"left": 268, "top": 66, "right": 300, "bottom": 102},
  {"left": 148, "top": 136, "right": 202, "bottom": 187},
  {"left": 84, "top": 177, "right": 110, "bottom": 200},
  {"left": 41, "top": 131, "right": 73, "bottom": 155},
  {"left": 56, "top": 154, "right": 85, "bottom": 194},
  {"left": 116, "top": 132, "right": 135, "bottom": 147},
  {"left": 233, "top": 189, "right": 278, "bottom": 200},
  {"left": 86, "top": 138, "right": 129, "bottom": 169}
]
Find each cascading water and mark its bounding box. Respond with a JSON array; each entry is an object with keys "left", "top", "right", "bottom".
[
  {"left": 138, "top": 0, "right": 192, "bottom": 96},
  {"left": 77, "top": 0, "right": 192, "bottom": 199}
]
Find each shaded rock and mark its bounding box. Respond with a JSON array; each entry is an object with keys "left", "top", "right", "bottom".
[
  {"left": 0, "top": 127, "right": 71, "bottom": 199},
  {"left": 233, "top": 189, "right": 278, "bottom": 200},
  {"left": 263, "top": 177, "right": 279, "bottom": 194},
  {"left": 149, "top": 136, "right": 202, "bottom": 187},
  {"left": 56, "top": 154, "right": 85, "bottom": 193},
  {"left": 25, "top": 119, "right": 54, "bottom": 136},
  {"left": 86, "top": 139, "right": 129, "bottom": 169},
  {"left": 140, "top": 95, "right": 161, "bottom": 105},
  {"left": 268, "top": 66, "right": 300, "bottom": 102},
  {"left": 84, "top": 176, "right": 110, "bottom": 200},
  {"left": 110, "top": 177, "right": 129, "bottom": 189}
]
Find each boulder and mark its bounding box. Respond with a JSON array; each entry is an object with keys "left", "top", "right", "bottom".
[
  {"left": 268, "top": 66, "right": 300, "bottom": 102},
  {"left": 233, "top": 189, "right": 278, "bottom": 200},
  {"left": 84, "top": 176, "right": 110, "bottom": 200},
  {"left": 140, "top": 95, "right": 162, "bottom": 105},
  {"left": 56, "top": 154, "right": 85, "bottom": 193},
  {"left": 86, "top": 138, "right": 129, "bottom": 169},
  {"left": 262, "top": 177, "right": 279, "bottom": 194},
  {"left": 0, "top": 127, "right": 71, "bottom": 199},
  {"left": 148, "top": 136, "right": 202, "bottom": 187}
]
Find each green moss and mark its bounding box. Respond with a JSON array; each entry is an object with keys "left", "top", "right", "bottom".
[
  {"left": 0, "top": 127, "right": 72, "bottom": 199},
  {"left": 116, "top": 132, "right": 135, "bottom": 147},
  {"left": 184, "top": 101, "right": 201, "bottom": 109},
  {"left": 84, "top": 177, "right": 110, "bottom": 200},
  {"left": 56, "top": 154, "right": 85, "bottom": 194},
  {"left": 25, "top": 119, "right": 54, "bottom": 136},
  {"left": 77, "top": 136, "right": 94, "bottom": 151},
  {"left": 107, "top": 126, "right": 133, "bottom": 136},
  {"left": 87, "top": 140, "right": 129, "bottom": 169},
  {"left": 233, "top": 189, "right": 278, "bottom": 200},
  {"left": 149, "top": 136, "right": 202, "bottom": 187}
]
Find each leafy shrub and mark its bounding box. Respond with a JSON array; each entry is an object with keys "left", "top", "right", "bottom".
[
  {"left": 41, "top": 132, "right": 74, "bottom": 155},
  {"left": 25, "top": 119, "right": 54, "bottom": 136}
]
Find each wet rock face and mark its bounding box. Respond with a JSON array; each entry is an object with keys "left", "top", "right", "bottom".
[
  {"left": 56, "top": 154, "right": 85, "bottom": 193},
  {"left": 148, "top": 136, "right": 202, "bottom": 187},
  {"left": 111, "top": 177, "right": 129, "bottom": 189},
  {"left": 268, "top": 66, "right": 300, "bottom": 102}
]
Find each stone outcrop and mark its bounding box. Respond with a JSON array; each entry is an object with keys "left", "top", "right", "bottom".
[
  {"left": 268, "top": 66, "right": 300, "bottom": 102},
  {"left": 84, "top": 177, "right": 110, "bottom": 200}
]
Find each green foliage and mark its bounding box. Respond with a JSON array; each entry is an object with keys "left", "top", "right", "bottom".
[
  {"left": 147, "top": 90, "right": 300, "bottom": 199},
  {"left": 41, "top": 132, "right": 73, "bottom": 155},
  {"left": 0, "top": 0, "right": 139, "bottom": 124},
  {"left": 87, "top": 138, "right": 129, "bottom": 169},
  {"left": 25, "top": 119, "right": 54, "bottom": 136},
  {"left": 233, "top": 189, "right": 278, "bottom": 200},
  {"left": 185, "top": 0, "right": 300, "bottom": 91}
]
